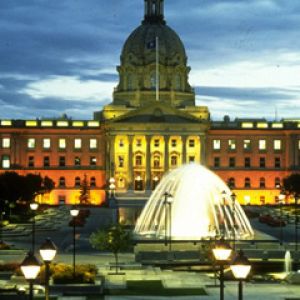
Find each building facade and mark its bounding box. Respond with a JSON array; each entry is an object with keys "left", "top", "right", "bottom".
[{"left": 0, "top": 0, "right": 299, "bottom": 220}]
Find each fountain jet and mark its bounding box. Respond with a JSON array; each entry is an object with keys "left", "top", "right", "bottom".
[{"left": 134, "top": 164, "right": 254, "bottom": 240}]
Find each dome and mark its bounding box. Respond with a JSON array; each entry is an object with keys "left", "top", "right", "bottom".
[{"left": 121, "top": 23, "right": 187, "bottom": 66}]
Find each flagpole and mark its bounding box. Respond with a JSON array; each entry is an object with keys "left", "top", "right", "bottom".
[{"left": 155, "top": 36, "right": 159, "bottom": 101}]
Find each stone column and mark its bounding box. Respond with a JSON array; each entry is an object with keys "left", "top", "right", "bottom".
[
  {"left": 128, "top": 135, "right": 134, "bottom": 190},
  {"left": 164, "top": 135, "right": 169, "bottom": 172},
  {"left": 200, "top": 135, "right": 206, "bottom": 166},
  {"left": 182, "top": 136, "right": 187, "bottom": 165},
  {"left": 146, "top": 135, "right": 151, "bottom": 190}
]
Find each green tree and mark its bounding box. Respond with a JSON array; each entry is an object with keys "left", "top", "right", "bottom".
[
  {"left": 89, "top": 225, "right": 131, "bottom": 274},
  {"left": 79, "top": 174, "right": 90, "bottom": 205},
  {"left": 283, "top": 173, "right": 300, "bottom": 196}
]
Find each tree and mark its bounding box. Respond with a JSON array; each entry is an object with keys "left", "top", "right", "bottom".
[
  {"left": 283, "top": 173, "right": 300, "bottom": 196},
  {"left": 89, "top": 225, "right": 131, "bottom": 274},
  {"left": 79, "top": 174, "right": 90, "bottom": 205}
]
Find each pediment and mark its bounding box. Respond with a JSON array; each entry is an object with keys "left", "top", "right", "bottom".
[{"left": 110, "top": 102, "right": 202, "bottom": 124}]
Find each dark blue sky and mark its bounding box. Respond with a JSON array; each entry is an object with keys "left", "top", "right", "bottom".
[{"left": 0, "top": 0, "right": 299, "bottom": 120}]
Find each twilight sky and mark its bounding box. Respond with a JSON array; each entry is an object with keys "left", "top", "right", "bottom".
[{"left": 0, "top": 0, "right": 300, "bottom": 121}]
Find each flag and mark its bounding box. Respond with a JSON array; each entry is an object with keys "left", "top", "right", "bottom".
[{"left": 146, "top": 39, "right": 156, "bottom": 49}]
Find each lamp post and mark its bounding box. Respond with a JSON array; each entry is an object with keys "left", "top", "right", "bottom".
[
  {"left": 70, "top": 206, "right": 79, "bottom": 278},
  {"left": 20, "top": 252, "right": 41, "bottom": 300},
  {"left": 39, "top": 238, "right": 57, "bottom": 300},
  {"left": 279, "top": 191, "right": 286, "bottom": 245},
  {"left": 212, "top": 238, "right": 232, "bottom": 300},
  {"left": 230, "top": 250, "right": 251, "bottom": 300},
  {"left": 30, "top": 202, "right": 39, "bottom": 252},
  {"left": 212, "top": 239, "right": 232, "bottom": 299},
  {"left": 167, "top": 196, "right": 173, "bottom": 252},
  {"left": 163, "top": 192, "right": 172, "bottom": 247},
  {"left": 231, "top": 193, "right": 236, "bottom": 250}
]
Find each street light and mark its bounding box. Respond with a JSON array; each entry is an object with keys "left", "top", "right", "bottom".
[
  {"left": 230, "top": 250, "right": 251, "bottom": 300},
  {"left": 163, "top": 192, "right": 172, "bottom": 247},
  {"left": 39, "top": 238, "right": 57, "bottom": 300},
  {"left": 20, "top": 252, "right": 41, "bottom": 300},
  {"left": 212, "top": 238, "right": 232, "bottom": 300},
  {"left": 30, "top": 201, "right": 39, "bottom": 252},
  {"left": 279, "top": 190, "right": 286, "bottom": 245},
  {"left": 70, "top": 206, "right": 79, "bottom": 279}
]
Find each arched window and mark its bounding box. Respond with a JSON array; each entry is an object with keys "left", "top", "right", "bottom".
[
  {"left": 244, "top": 177, "right": 251, "bottom": 188},
  {"left": 260, "top": 177, "right": 266, "bottom": 188},
  {"left": 75, "top": 177, "right": 81, "bottom": 187},
  {"left": 275, "top": 177, "right": 281, "bottom": 188},
  {"left": 90, "top": 177, "right": 96, "bottom": 187},
  {"left": 171, "top": 155, "right": 177, "bottom": 166},
  {"left": 228, "top": 177, "right": 235, "bottom": 188},
  {"left": 59, "top": 177, "right": 65, "bottom": 187},
  {"left": 153, "top": 156, "right": 160, "bottom": 168},
  {"left": 135, "top": 155, "right": 142, "bottom": 166}
]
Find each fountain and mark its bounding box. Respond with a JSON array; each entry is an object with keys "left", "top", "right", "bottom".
[{"left": 135, "top": 164, "right": 254, "bottom": 240}]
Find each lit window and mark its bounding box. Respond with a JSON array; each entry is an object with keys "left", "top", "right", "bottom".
[
  {"left": 118, "top": 156, "right": 124, "bottom": 168},
  {"left": 213, "top": 140, "right": 221, "bottom": 150},
  {"left": 58, "top": 138, "right": 66, "bottom": 149},
  {"left": 2, "top": 138, "right": 10, "bottom": 148},
  {"left": 171, "top": 139, "right": 177, "bottom": 147},
  {"left": 274, "top": 139, "right": 282, "bottom": 150},
  {"left": 90, "top": 156, "right": 97, "bottom": 166},
  {"left": 27, "top": 138, "right": 36, "bottom": 149},
  {"left": 135, "top": 155, "right": 142, "bottom": 166},
  {"left": 189, "top": 139, "right": 195, "bottom": 147},
  {"left": 43, "top": 138, "right": 51, "bottom": 149},
  {"left": 228, "top": 139, "right": 236, "bottom": 150},
  {"left": 44, "top": 156, "right": 50, "bottom": 167},
  {"left": 136, "top": 139, "right": 142, "bottom": 147},
  {"left": 59, "top": 156, "right": 65, "bottom": 167},
  {"left": 28, "top": 156, "right": 34, "bottom": 167},
  {"left": 243, "top": 140, "right": 251, "bottom": 150},
  {"left": 259, "top": 139, "right": 266, "bottom": 150},
  {"left": 2, "top": 155, "right": 10, "bottom": 168},
  {"left": 74, "top": 138, "right": 82, "bottom": 149},
  {"left": 154, "top": 139, "right": 160, "bottom": 147},
  {"left": 74, "top": 156, "right": 81, "bottom": 166}
]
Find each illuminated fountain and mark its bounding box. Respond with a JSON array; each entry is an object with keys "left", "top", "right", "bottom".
[{"left": 135, "top": 164, "right": 254, "bottom": 240}]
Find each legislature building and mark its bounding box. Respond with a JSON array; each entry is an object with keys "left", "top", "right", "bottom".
[{"left": 0, "top": 0, "right": 299, "bottom": 223}]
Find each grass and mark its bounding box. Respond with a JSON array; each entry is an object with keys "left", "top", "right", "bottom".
[{"left": 104, "top": 280, "right": 207, "bottom": 296}]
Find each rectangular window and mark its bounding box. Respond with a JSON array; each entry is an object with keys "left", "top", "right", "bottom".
[
  {"left": 58, "top": 138, "right": 66, "bottom": 149},
  {"left": 119, "top": 139, "right": 124, "bottom": 147},
  {"left": 275, "top": 157, "right": 281, "bottom": 168},
  {"left": 2, "top": 155, "right": 10, "bottom": 168},
  {"left": 43, "top": 138, "right": 51, "bottom": 149},
  {"left": 274, "top": 139, "right": 282, "bottom": 150},
  {"left": 189, "top": 139, "right": 195, "bottom": 147},
  {"left": 44, "top": 156, "right": 50, "bottom": 167},
  {"left": 89, "top": 138, "right": 97, "bottom": 149},
  {"left": 214, "top": 157, "right": 220, "bottom": 168},
  {"left": 136, "top": 139, "right": 142, "bottom": 147},
  {"left": 59, "top": 156, "right": 65, "bottom": 167},
  {"left": 28, "top": 156, "right": 34, "bottom": 167},
  {"left": 259, "top": 157, "right": 266, "bottom": 168},
  {"left": 118, "top": 156, "right": 124, "bottom": 168},
  {"left": 229, "top": 157, "right": 235, "bottom": 168},
  {"left": 135, "top": 156, "right": 142, "bottom": 166},
  {"left": 245, "top": 157, "right": 251, "bottom": 168},
  {"left": 74, "top": 138, "right": 82, "bottom": 149},
  {"left": 171, "top": 139, "right": 177, "bottom": 147},
  {"left": 213, "top": 139, "right": 221, "bottom": 150},
  {"left": 27, "top": 138, "right": 36, "bottom": 149},
  {"left": 259, "top": 139, "right": 266, "bottom": 150},
  {"left": 154, "top": 139, "right": 160, "bottom": 147},
  {"left": 189, "top": 156, "right": 195, "bottom": 163},
  {"left": 228, "top": 139, "right": 236, "bottom": 150},
  {"left": 74, "top": 156, "right": 81, "bottom": 166},
  {"left": 2, "top": 138, "right": 10, "bottom": 148},
  {"left": 243, "top": 140, "right": 251, "bottom": 150},
  {"left": 90, "top": 156, "right": 97, "bottom": 166}
]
